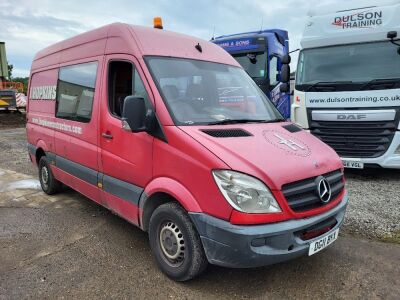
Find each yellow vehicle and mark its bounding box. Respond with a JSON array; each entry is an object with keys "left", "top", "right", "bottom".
[{"left": 0, "top": 82, "right": 25, "bottom": 109}]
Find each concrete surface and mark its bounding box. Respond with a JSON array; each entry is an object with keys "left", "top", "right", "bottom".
[{"left": 0, "top": 127, "right": 400, "bottom": 299}]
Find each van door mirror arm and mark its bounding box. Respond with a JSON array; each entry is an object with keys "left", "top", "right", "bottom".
[{"left": 121, "top": 96, "right": 166, "bottom": 141}]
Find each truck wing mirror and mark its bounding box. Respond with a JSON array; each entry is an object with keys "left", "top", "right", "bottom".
[
  {"left": 122, "top": 96, "right": 156, "bottom": 133},
  {"left": 281, "top": 64, "right": 290, "bottom": 83},
  {"left": 281, "top": 54, "right": 291, "bottom": 65},
  {"left": 279, "top": 83, "right": 289, "bottom": 93}
]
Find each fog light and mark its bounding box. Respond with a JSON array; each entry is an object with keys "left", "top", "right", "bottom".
[{"left": 251, "top": 238, "right": 266, "bottom": 247}]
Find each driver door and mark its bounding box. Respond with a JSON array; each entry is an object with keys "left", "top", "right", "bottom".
[{"left": 99, "top": 55, "right": 154, "bottom": 224}]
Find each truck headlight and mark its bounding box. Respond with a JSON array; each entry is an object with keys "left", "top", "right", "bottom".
[{"left": 212, "top": 170, "right": 281, "bottom": 213}]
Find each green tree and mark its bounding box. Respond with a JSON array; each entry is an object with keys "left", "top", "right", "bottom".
[{"left": 7, "top": 62, "right": 13, "bottom": 79}]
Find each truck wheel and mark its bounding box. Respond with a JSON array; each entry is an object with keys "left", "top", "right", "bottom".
[
  {"left": 148, "top": 202, "right": 208, "bottom": 281},
  {"left": 38, "top": 156, "right": 61, "bottom": 195}
]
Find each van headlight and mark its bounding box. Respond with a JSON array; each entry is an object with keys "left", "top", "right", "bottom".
[{"left": 212, "top": 170, "right": 281, "bottom": 213}]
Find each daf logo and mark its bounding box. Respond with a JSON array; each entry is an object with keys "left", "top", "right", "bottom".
[
  {"left": 337, "top": 114, "right": 367, "bottom": 120},
  {"left": 317, "top": 178, "right": 332, "bottom": 203},
  {"left": 274, "top": 133, "right": 305, "bottom": 151}
]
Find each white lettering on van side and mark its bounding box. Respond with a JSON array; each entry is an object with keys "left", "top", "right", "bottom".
[
  {"left": 30, "top": 85, "right": 57, "bottom": 100},
  {"left": 31, "top": 117, "right": 83, "bottom": 135}
]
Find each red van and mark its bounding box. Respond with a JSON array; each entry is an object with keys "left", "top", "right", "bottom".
[{"left": 27, "top": 22, "right": 348, "bottom": 281}]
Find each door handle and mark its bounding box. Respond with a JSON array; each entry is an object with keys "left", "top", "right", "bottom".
[{"left": 102, "top": 132, "right": 113, "bottom": 140}]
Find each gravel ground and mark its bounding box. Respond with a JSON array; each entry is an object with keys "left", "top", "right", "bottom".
[
  {"left": 1, "top": 169, "right": 399, "bottom": 299},
  {"left": 344, "top": 169, "right": 400, "bottom": 241},
  {"left": 0, "top": 113, "right": 399, "bottom": 242},
  {"left": 0, "top": 111, "right": 26, "bottom": 129}
]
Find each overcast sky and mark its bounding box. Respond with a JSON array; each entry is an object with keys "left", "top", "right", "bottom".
[{"left": 1, "top": 0, "right": 336, "bottom": 77}]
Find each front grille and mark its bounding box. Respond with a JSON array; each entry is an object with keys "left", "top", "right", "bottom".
[
  {"left": 282, "top": 169, "right": 344, "bottom": 212},
  {"left": 309, "top": 115, "right": 398, "bottom": 158}
]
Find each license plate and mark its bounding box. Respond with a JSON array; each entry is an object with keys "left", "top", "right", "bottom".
[
  {"left": 342, "top": 160, "right": 364, "bottom": 169},
  {"left": 308, "top": 228, "right": 339, "bottom": 256}
]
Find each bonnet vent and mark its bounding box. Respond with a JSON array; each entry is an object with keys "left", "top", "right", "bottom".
[
  {"left": 201, "top": 128, "right": 252, "bottom": 138},
  {"left": 282, "top": 124, "right": 302, "bottom": 133}
]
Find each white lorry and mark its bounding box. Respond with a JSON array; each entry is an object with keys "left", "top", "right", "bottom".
[{"left": 292, "top": 0, "right": 400, "bottom": 169}]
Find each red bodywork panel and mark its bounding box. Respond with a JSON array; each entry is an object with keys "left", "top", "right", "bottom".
[{"left": 26, "top": 23, "right": 345, "bottom": 228}]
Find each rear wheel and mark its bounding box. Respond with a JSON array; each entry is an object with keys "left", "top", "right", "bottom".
[
  {"left": 148, "top": 202, "right": 208, "bottom": 281},
  {"left": 38, "top": 156, "right": 61, "bottom": 195}
]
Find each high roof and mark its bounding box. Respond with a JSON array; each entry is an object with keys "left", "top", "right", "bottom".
[
  {"left": 214, "top": 29, "right": 288, "bottom": 41},
  {"left": 307, "top": 0, "right": 400, "bottom": 17},
  {"left": 32, "top": 23, "right": 239, "bottom": 71},
  {"left": 301, "top": 0, "right": 400, "bottom": 49}
]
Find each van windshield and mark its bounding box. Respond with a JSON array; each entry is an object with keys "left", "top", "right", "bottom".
[
  {"left": 296, "top": 41, "right": 400, "bottom": 86},
  {"left": 146, "top": 57, "right": 282, "bottom": 125}
]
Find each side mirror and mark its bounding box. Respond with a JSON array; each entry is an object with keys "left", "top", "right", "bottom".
[
  {"left": 122, "top": 96, "right": 156, "bottom": 133},
  {"left": 387, "top": 31, "right": 397, "bottom": 39},
  {"left": 282, "top": 54, "right": 291, "bottom": 65},
  {"left": 280, "top": 83, "right": 289, "bottom": 93},
  {"left": 281, "top": 64, "right": 290, "bottom": 83}
]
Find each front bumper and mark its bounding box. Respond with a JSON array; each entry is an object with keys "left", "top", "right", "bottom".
[
  {"left": 190, "top": 192, "right": 348, "bottom": 268},
  {"left": 341, "top": 132, "right": 400, "bottom": 169}
]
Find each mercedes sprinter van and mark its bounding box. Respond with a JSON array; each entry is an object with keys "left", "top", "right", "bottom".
[{"left": 27, "top": 22, "right": 348, "bottom": 281}]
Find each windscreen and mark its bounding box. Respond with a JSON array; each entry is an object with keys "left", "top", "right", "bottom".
[
  {"left": 233, "top": 52, "right": 267, "bottom": 78},
  {"left": 146, "top": 57, "right": 281, "bottom": 125},
  {"left": 296, "top": 41, "right": 400, "bottom": 85}
]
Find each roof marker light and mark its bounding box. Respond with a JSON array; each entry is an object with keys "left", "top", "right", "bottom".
[{"left": 153, "top": 17, "right": 163, "bottom": 29}]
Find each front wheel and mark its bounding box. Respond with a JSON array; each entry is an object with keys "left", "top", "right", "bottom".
[{"left": 148, "top": 202, "right": 208, "bottom": 281}]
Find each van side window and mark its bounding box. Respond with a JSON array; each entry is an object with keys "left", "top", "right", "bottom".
[
  {"left": 108, "top": 61, "right": 150, "bottom": 118},
  {"left": 56, "top": 62, "right": 98, "bottom": 123}
]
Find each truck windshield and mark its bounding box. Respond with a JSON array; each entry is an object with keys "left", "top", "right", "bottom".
[
  {"left": 146, "top": 57, "right": 282, "bottom": 125},
  {"left": 296, "top": 41, "right": 400, "bottom": 85},
  {"left": 233, "top": 52, "right": 267, "bottom": 78}
]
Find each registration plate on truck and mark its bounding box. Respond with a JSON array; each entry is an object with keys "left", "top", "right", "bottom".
[
  {"left": 308, "top": 228, "right": 339, "bottom": 256},
  {"left": 342, "top": 160, "right": 364, "bottom": 169}
]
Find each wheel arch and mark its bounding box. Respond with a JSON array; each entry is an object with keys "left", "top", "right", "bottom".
[
  {"left": 35, "top": 147, "right": 46, "bottom": 165},
  {"left": 32, "top": 139, "right": 50, "bottom": 165},
  {"left": 139, "top": 177, "right": 202, "bottom": 231}
]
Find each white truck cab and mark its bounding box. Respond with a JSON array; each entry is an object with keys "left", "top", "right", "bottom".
[{"left": 292, "top": 0, "right": 400, "bottom": 169}]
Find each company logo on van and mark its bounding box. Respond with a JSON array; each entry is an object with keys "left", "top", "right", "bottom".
[
  {"left": 30, "top": 85, "right": 57, "bottom": 100},
  {"left": 263, "top": 130, "right": 311, "bottom": 157},
  {"left": 332, "top": 9, "right": 383, "bottom": 29}
]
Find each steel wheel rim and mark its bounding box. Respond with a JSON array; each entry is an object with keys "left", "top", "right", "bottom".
[
  {"left": 159, "top": 221, "right": 185, "bottom": 267},
  {"left": 41, "top": 166, "right": 49, "bottom": 189}
]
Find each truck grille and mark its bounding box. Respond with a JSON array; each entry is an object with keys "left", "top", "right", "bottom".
[
  {"left": 309, "top": 118, "right": 398, "bottom": 158},
  {"left": 282, "top": 169, "right": 344, "bottom": 212}
]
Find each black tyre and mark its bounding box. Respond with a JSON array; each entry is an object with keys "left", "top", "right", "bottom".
[
  {"left": 38, "top": 156, "right": 61, "bottom": 195},
  {"left": 148, "top": 202, "right": 208, "bottom": 281}
]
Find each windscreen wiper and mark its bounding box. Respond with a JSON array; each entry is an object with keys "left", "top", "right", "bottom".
[
  {"left": 360, "top": 78, "right": 400, "bottom": 90},
  {"left": 208, "top": 118, "right": 285, "bottom": 125},
  {"left": 305, "top": 81, "right": 353, "bottom": 92}
]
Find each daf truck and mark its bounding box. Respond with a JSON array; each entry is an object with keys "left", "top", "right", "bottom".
[{"left": 292, "top": 0, "right": 400, "bottom": 169}]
